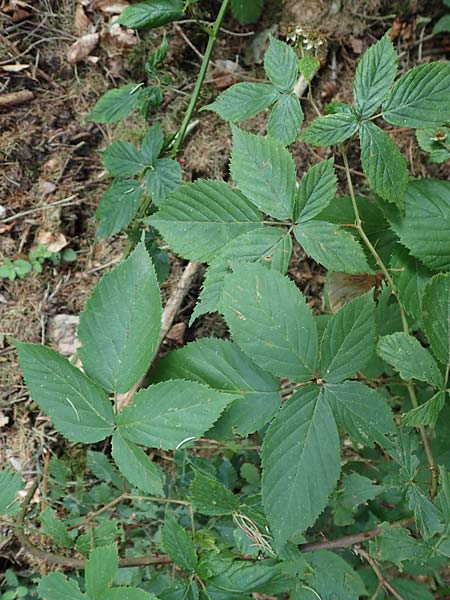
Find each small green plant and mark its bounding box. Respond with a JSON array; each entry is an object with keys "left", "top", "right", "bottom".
[
  {"left": 0, "top": 245, "right": 76, "bottom": 281},
  {"left": 3, "top": 9, "right": 450, "bottom": 600}
]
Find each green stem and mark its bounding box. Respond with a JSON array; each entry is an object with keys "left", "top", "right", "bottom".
[
  {"left": 341, "top": 148, "right": 438, "bottom": 496},
  {"left": 171, "top": 0, "right": 230, "bottom": 156}
]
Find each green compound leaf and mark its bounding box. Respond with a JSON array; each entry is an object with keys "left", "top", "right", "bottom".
[
  {"left": 267, "top": 92, "right": 303, "bottom": 145},
  {"left": 88, "top": 83, "right": 144, "bottom": 123},
  {"left": 78, "top": 243, "right": 162, "bottom": 394},
  {"left": 221, "top": 263, "right": 318, "bottom": 382},
  {"left": 319, "top": 293, "right": 376, "bottom": 383},
  {"left": 262, "top": 385, "right": 340, "bottom": 545},
  {"left": 381, "top": 179, "right": 450, "bottom": 271},
  {"left": 102, "top": 141, "right": 147, "bottom": 177},
  {"left": 390, "top": 245, "right": 432, "bottom": 325},
  {"left": 37, "top": 573, "right": 86, "bottom": 600},
  {"left": 116, "top": 380, "right": 236, "bottom": 450},
  {"left": 353, "top": 32, "right": 398, "bottom": 118},
  {"left": 85, "top": 545, "right": 118, "bottom": 600},
  {"left": 189, "top": 470, "right": 240, "bottom": 516},
  {"left": 118, "top": 0, "right": 184, "bottom": 29},
  {"left": 0, "top": 469, "right": 23, "bottom": 516},
  {"left": 204, "top": 82, "right": 279, "bottom": 122},
  {"left": 402, "top": 391, "right": 446, "bottom": 428},
  {"left": 423, "top": 273, "right": 450, "bottom": 365},
  {"left": 96, "top": 179, "right": 143, "bottom": 239},
  {"left": 294, "top": 220, "right": 372, "bottom": 274},
  {"left": 230, "top": 126, "right": 297, "bottom": 219},
  {"left": 359, "top": 121, "right": 409, "bottom": 207},
  {"left": 15, "top": 342, "right": 114, "bottom": 443},
  {"left": 111, "top": 430, "right": 164, "bottom": 495},
  {"left": 39, "top": 507, "right": 72, "bottom": 548},
  {"left": 264, "top": 35, "right": 299, "bottom": 93},
  {"left": 149, "top": 338, "right": 280, "bottom": 440},
  {"left": 383, "top": 61, "right": 450, "bottom": 127},
  {"left": 231, "top": 0, "right": 264, "bottom": 24},
  {"left": 147, "top": 179, "right": 262, "bottom": 262},
  {"left": 141, "top": 122, "right": 164, "bottom": 164},
  {"left": 377, "top": 332, "right": 444, "bottom": 387},
  {"left": 144, "top": 157, "right": 183, "bottom": 207},
  {"left": 324, "top": 381, "right": 395, "bottom": 447},
  {"left": 300, "top": 112, "right": 359, "bottom": 147},
  {"left": 295, "top": 158, "right": 337, "bottom": 223},
  {"left": 162, "top": 513, "right": 197, "bottom": 572}
]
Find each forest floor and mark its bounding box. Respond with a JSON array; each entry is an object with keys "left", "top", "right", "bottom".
[{"left": 1, "top": 0, "right": 449, "bottom": 578}]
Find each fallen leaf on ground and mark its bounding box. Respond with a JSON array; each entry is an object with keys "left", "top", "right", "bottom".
[
  {"left": 67, "top": 32, "right": 99, "bottom": 64},
  {"left": 1, "top": 64, "right": 29, "bottom": 72},
  {"left": 105, "top": 22, "right": 137, "bottom": 47},
  {"left": 36, "top": 231, "right": 68, "bottom": 253},
  {"left": 211, "top": 59, "right": 243, "bottom": 90},
  {"left": 93, "top": 0, "right": 129, "bottom": 14},
  {"left": 327, "top": 272, "right": 379, "bottom": 312},
  {"left": 74, "top": 3, "right": 94, "bottom": 32}
]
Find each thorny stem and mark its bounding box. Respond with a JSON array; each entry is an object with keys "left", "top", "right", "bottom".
[
  {"left": 171, "top": 0, "right": 230, "bottom": 155},
  {"left": 341, "top": 148, "right": 438, "bottom": 496}
]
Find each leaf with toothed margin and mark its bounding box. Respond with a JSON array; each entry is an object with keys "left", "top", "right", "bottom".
[{"left": 204, "top": 82, "right": 279, "bottom": 122}]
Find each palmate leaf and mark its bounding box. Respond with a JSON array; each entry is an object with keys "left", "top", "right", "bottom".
[
  {"left": 147, "top": 179, "right": 262, "bottom": 262},
  {"left": 264, "top": 35, "right": 299, "bottom": 93},
  {"left": 391, "top": 245, "right": 432, "bottom": 325},
  {"left": 423, "top": 274, "right": 450, "bottom": 365},
  {"left": 162, "top": 514, "right": 197, "bottom": 572},
  {"left": 15, "top": 342, "right": 114, "bottom": 443},
  {"left": 294, "top": 220, "right": 372, "bottom": 274},
  {"left": 262, "top": 385, "right": 340, "bottom": 545},
  {"left": 96, "top": 179, "right": 143, "bottom": 239},
  {"left": 204, "top": 82, "right": 279, "bottom": 122},
  {"left": 111, "top": 431, "right": 164, "bottom": 495},
  {"left": 221, "top": 263, "right": 318, "bottom": 382},
  {"left": 88, "top": 83, "right": 144, "bottom": 123},
  {"left": 102, "top": 141, "right": 147, "bottom": 177},
  {"left": 359, "top": 121, "right": 409, "bottom": 207},
  {"left": 230, "top": 126, "right": 297, "bottom": 219},
  {"left": 267, "top": 92, "right": 303, "bottom": 145},
  {"left": 78, "top": 243, "right": 162, "bottom": 394},
  {"left": 144, "top": 157, "right": 182, "bottom": 207},
  {"left": 383, "top": 62, "right": 450, "bottom": 127},
  {"left": 324, "top": 381, "right": 395, "bottom": 447},
  {"left": 118, "top": 0, "right": 184, "bottom": 29},
  {"left": 301, "top": 113, "right": 358, "bottom": 146},
  {"left": 149, "top": 338, "right": 280, "bottom": 439},
  {"left": 353, "top": 32, "right": 398, "bottom": 118},
  {"left": 188, "top": 470, "right": 240, "bottom": 516},
  {"left": 319, "top": 293, "right": 376, "bottom": 383},
  {"left": 377, "top": 332, "right": 444, "bottom": 387},
  {"left": 85, "top": 545, "right": 118, "bottom": 600},
  {"left": 295, "top": 158, "right": 337, "bottom": 223},
  {"left": 116, "top": 380, "right": 236, "bottom": 450},
  {"left": 381, "top": 179, "right": 450, "bottom": 270}
]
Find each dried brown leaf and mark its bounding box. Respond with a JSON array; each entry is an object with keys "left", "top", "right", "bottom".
[
  {"left": 36, "top": 231, "right": 68, "bottom": 253},
  {"left": 93, "top": 0, "right": 129, "bottom": 14},
  {"left": 67, "top": 32, "right": 99, "bottom": 64},
  {"left": 327, "top": 272, "right": 378, "bottom": 312},
  {"left": 74, "top": 3, "right": 93, "bottom": 32}
]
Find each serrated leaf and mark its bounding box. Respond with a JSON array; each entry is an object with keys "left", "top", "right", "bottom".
[
  {"left": 437, "top": 465, "right": 450, "bottom": 524},
  {"left": 377, "top": 332, "right": 443, "bottom": 387},
  {"left": 230, "top": 126, "right": 296, "bottom": 219},
  {"left": 112, "top": 430, "right": 164, "bottom": 495},
  {"left": 204, "top": 83, "right": 279, "bottom": 122},
  {"left": 382, "top": 179, "right": 450, "bottom": 270},
  {"left": 304, "top": 551, "right": 367, "bottom": 600},
  {"left": 15, "top": 342, "right": 114, "bottom": 443},
  {"left": 149, "top": 338, "right": 280, "bottom": 439},
  {"left": 294, "top": 220, "right": 372, "bottom": 274},
  {"left": 147, "top": 180, "right": 262, "bottom": 262},
  {"left": 319, "top": 293, "right": 376, "bottom": 383},
  {"left": 301, "top": 113, "right": 358, "bottom": 146},
  {"left": 402, "top": 391, "right": 446, "bottom": 427},
  {"left": 423, "top": 274, "right": 450, "bottom": 365},
  {"left": 86, "top": 450, "right": 122, "bottom": 488},
  {"left": 299, "top": 54, "right": 320, "bottom": 81},
  {"left": 144, "top": 158, "right": 182, "bottom": 207},
  {"left": 262, "top": 385, "right": 340, "bottom": 544},
  {"left": 230, "top": 0, "right": 263, "bottom": 24},
  {"left": 389, "top": 580, "right": 435, "bottom": 600},
  {"left": 96, "top": 179, "right": 143, "bottom": 239},
  {"left": 325, "top": 272, "right": 379, "bottom": 312},
  {"left": 189, "top": 470, "right": 239, "bottom": 515},
  {"left": 76, "top": 520, "right": 120, "bottom": 555},
  {"left": 354, "top": 32, "right": 398, "bottom": 118},
  {"left": 359, "top": 122, "right": 409, "bottom": 207},
  {"left": 86, "top": 545, "right": 118, "bottom": 599},
  {"left": 102, "top": 141, "right": 147, "bottom": 177},
  {"left": 37, "top": 573, "right": 86, "bottom": 600},
  {"left": 162, "top": 513, "right": 197, "bottom": 572},
  {"left": 267, "top": 92, "right": 303, "bottom": 145},
  {"left": 207, "top": 562, "right": 290, "bottom": 596},
  {"left": 370, "top": 524, "right": 428, "bottom": 569},
  {"left": 88, "top": 83, "right": 143, "bottom": 123},
  {"left": 39, "top": 507, "right": 72, "bottom": 548},
  {"left": 118, "top": 0, "right": 184, "bottom": 29},
  {"left": 324, "top": 381, "right": 395, "bottom": 447},
  {"left": 383, "top": 62, "right": 450, "bottom": 127},
  {"left": 338, "top": 472, "right": 383, "bottom": 509},
  {"left": 78, "top": 243, "right": 162, "bottom": 394},
  {"left": 295, "top": 158, "right": 337, "bottom": 223},
  {"left": 222, "top": 263, "right": 318, "bottom": 382},
  {"left": 406, "top": 483, "right": 443, "bottom": 538},
  {"left": 100, "top": 589, "right": 159, "bottom": 600},
  {"left": 141, "top": 123, "right": 164, "bottom": 164},
  {"left": 0, "top": 469, "right": 23, "bottom": 516},
  {"left": 116, "top": 380, "right": 236, "bottom": 450},
  {"left": 391, "top": 245, "right": 432, "bottom": 325},
  {"left": 264, "top": 35, "right": 298, "bottom": 92}
]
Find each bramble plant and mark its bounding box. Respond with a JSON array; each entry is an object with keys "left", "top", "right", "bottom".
[{"left": 3, "top": 3, "right": 450, "bottom": 599}]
